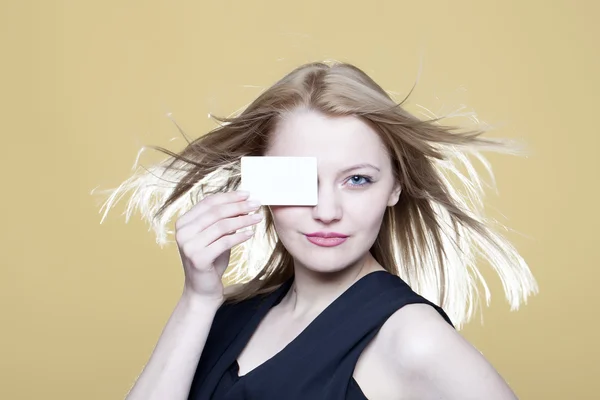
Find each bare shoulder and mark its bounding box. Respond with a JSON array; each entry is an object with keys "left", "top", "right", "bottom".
[
  {"left": 379, "top": 303, "right": 457, "bottom": 356},
  {"left": 374, "top": 303, "right": 519, "bottom": 400}
]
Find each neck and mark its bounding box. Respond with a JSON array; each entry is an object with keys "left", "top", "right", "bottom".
[{"left": 279, "top": 252, "right": 383, "bottom": 318}]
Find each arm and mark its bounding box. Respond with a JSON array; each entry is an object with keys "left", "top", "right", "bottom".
[
  {"left": 124, "top": 293, "right": 222, "bottom": 400},
  {"left": 388, "top": 304, "right": 518, "bottom": 400},
  {"left": 123, "top": 191, "right": 260, "bottom": 399}
]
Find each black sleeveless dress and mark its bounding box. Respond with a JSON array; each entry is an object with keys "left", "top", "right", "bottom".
[{"left": 187, "top": 270, "right": 454, "bottom": 399}]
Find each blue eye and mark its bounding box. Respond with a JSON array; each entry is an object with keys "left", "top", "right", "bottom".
[{"left": 347, "top": 175, "right": 373, "bottom": 187}]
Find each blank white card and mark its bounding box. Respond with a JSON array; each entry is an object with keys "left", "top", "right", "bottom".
[{"left": 240, "top": 156, "right": 317, "bottom": 205}]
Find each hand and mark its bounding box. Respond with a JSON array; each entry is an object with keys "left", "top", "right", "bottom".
[{"left": 174, "top": 190, "right": 262, "bottom": 302}]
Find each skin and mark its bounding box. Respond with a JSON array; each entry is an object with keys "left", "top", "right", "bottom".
[{"left": 236, "top": 108, "right": 518, "bottom": 399}]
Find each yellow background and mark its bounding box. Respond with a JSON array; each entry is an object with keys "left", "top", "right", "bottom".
[{"left": 1, "top": 1, "right": 598, "bottom": 399}]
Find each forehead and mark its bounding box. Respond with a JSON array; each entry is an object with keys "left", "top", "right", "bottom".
[{"left": 266, "top": 109, "right": 389, "bottom": 167}]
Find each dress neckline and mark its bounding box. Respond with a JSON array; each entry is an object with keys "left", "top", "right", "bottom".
[{"left": 233, "top": 269, "right": 390, "bottom": 380}]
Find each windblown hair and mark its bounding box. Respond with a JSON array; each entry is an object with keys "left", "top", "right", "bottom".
[{"left": 97, "top": 61, "right": 537, "bottom": 328}]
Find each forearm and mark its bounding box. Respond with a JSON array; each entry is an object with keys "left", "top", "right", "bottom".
[{"left": 125, "top": 294, "right": 222, "bottom": 400}]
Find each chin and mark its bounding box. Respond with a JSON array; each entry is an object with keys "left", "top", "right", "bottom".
[
  {"left": 292, "top": 248, "right": 361, "bottom": 275},
  {"left": 280, "top": 234, "right": 368, "bottom": 274},
  {"left": 303, "top": 262, "right": 348, "bottom": 274}
]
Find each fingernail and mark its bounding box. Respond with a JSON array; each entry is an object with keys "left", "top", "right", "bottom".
[
  {"left": 237, "top": 190, "right": 250, "bottom": 198},
  {"left": 252, "top": 213, "right": 264, "bottom": 221}
]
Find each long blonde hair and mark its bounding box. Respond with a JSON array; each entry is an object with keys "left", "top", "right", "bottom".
[{"left": 96, "top": 61, "right": 537, "bottom": 328}]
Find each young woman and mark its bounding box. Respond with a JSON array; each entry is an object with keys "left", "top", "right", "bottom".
[{"left": 100, "top": 61, "right": 537, "bottom": 399}]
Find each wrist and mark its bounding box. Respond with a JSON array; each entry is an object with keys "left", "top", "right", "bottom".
[{"left": 180, "top": 289, "right": 224, "bottom": 313}]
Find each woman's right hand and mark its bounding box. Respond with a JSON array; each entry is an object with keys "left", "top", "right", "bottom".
[{"left": 174, "top": 190, "right": 262, "bottom": 303}]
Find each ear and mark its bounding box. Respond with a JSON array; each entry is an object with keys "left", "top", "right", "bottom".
[{"left": 387, "top": 183, "right": 402, "bottom": 207}]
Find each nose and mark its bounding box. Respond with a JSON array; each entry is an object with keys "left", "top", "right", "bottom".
[{"left": 311, "top": 183, "right": 342, "bottom": 224}]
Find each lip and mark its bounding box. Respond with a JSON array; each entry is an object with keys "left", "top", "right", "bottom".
[
  {"left": 305, "top": 232, "right": 349, "bottom": 238},
  {"left": 305, "top": 232, "right": 349, "bottom": 248}
]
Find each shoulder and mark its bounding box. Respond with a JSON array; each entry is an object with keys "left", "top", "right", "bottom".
[
  {"left": 379, "top": 303, "right": 460, "bottom": 365},
  {"left": 375, "top": 303, "right": 518, "bottom": 399},
  {"left": 374, "top": 303, "right": 458, "bottom": 375}
]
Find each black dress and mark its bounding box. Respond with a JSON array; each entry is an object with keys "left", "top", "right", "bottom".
[{"left": 187, "top": 270, "right": 454, "bottom": 399}]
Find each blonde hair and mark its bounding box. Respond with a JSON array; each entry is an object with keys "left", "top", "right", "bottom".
[{"left": 96, "top": 61, "right": 537, "bottom": 328}]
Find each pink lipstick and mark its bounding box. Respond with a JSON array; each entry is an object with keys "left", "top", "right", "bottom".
[{"left": 305, "top": 232, "right": 349, "bottom": 247}]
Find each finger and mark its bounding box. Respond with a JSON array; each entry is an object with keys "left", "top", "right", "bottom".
[
  {"left": 201, "top": 213, "right": 264, "bottom": 247},
  {"left": 201, "top": 230, "right": 256, "bottom": 264},
  {"left": 180, "top": 212, "right": 263, "bottom": 251},
  {"left": 176, "top": 190, "right": 250, "bottom": 229},
  {"left": 176, "top": 200, "right": 261, "bottom": 244}
]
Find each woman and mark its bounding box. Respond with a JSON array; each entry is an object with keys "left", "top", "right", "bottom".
[{"left": 100, "top": 61, "right": 537, "bottom": 399}]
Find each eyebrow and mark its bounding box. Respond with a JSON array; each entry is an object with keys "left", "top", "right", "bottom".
[{"left": 339, "top": 163, "right": 381, "bottom": 174}]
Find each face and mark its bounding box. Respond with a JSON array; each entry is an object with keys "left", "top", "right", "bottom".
[{"left": 265, "top": 108, "right": 401, "bottom": 274}]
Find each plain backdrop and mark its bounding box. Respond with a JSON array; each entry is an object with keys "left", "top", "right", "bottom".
[{"left": 1, "top": 1, "right": 598, "bottom": 399}]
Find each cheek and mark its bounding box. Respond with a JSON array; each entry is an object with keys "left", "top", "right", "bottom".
[
  {"left": 270, "top": 206, "right": 303, "bottom": 231},
  {"left": 345, "top": 194, "right": 389, "bottom": 230},
  {"left": 350, "top": 206, "right": 386, "bottom": 231}
]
